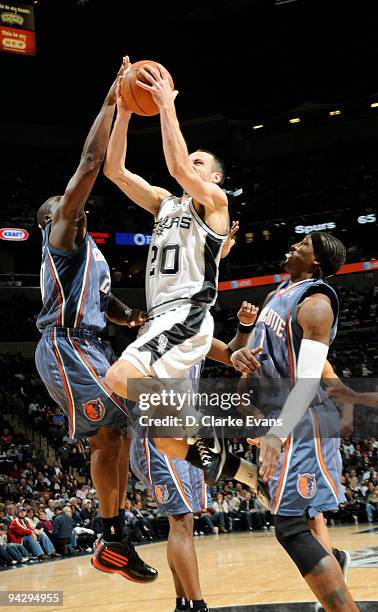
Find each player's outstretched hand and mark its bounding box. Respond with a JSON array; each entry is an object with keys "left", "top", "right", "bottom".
[
  {"left": 124, "top": 308, "right": 148, "bottom": 328},
  {"left": 247, "top": 434, "right": 282, "bottom": 482},
  {"left": 116, "top": 55, "right": 133, "bottom": 118},
  {"left": 221, "top": 220, "right": 239, "bottom": 259},
  {"left": 237, "top": 300, "right": 259, "bottom": 326},
  {"left": 231, "top": 346, "right": 263, "bottom": 374}
]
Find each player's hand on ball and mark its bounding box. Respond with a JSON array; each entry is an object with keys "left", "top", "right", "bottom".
[
  {"left": 237, "top": 300, "right": 259, "bottom": 326},
  {"left": 136, "top": 63, "right": 178, "bottom": 108},
  {"left": 116, "top": 55, "right": 133, "bottom": 117},
  {"left": 221, "top": 221, "right": 239, "bottom": 259},
  {"left": 231, "top": 346, "right": 263, "bottom": 374},
  {"left": 247, "top": 434, "right": 282, "bottom": 482},
  {"left": 124, "top": 308, "right": 148, "bottom": 328}
]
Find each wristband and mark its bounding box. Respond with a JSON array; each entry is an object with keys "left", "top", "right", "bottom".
[{"left": 238, "top": 322, "right": 254, "bottom": 334}]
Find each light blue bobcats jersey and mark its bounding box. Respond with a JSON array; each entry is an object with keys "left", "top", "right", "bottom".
[
  {"left": 250, "top": 278, "right": 339, "bottom": 407},
  {"left": 249, "top": 278, "right": 344, "bottom": 517},
  {"left": 37, "top": 224, "right": 111, "bottom": 333}
]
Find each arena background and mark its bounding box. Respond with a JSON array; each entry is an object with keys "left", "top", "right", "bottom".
[{"left": 0, "top": 1, "right": 377, "bottom": 610}]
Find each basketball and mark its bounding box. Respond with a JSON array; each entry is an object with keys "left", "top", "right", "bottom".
[{"left": 121, "top": 60, "right": 174, "bottom": 116}]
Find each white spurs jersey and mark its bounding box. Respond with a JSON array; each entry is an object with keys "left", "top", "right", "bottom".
[{"left": 146, "top": 196, "right": 227, "bottom": 315}]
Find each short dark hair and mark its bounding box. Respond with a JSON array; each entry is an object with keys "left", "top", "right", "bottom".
[
  {"left": 196, "top": 149, "right": 226, "bottom": 186},
  {"left": 310, "top": 231, "right": 346, "bottom": 279},
  {"left": 37, "top": 195, "right": 61, "bottom": 228}
]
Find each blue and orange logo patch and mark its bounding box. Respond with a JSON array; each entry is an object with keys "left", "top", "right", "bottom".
[
  {"left": 154, "top": 484, "right": 170, "bottom": 504},
  {"left": 297, "top": 473, "right": 316, "bottom": 499},
  {"left": 83, "top": 398, "right": 105, "bottom": 422}
]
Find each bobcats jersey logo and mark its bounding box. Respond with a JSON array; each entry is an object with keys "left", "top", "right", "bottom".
[
  {"left": 157, "top": 334, "right": 168, "bottom": 355},
  {"left": 83, "top": 398, "right": 105, "bottom": 422},
  {"left": 155, "top": 484, "right": 169, "bottom": 504},
  {"left": 297, "top": 473, "right": 316, "bottom": 499}
]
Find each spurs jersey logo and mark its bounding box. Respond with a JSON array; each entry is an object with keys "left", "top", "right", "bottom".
[
  {"left": 83, "top": 398, "right": 106, "bottom": 421},
  {"left": 259, "top": 307, "right": 286, "bottom": 338},
  {"left": 297, "top": 473, "right": 317, "bottom": 499},
  {"left": 157, "top": 334, "right": 168, "bottom": 354},
  {"left": 153, "top": 215, "right": 191, "bottom": 236},
  {"left": 154, "top": 484, "right": 170, "bottom": 504}
]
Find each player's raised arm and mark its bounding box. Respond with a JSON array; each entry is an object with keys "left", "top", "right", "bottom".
[
  {"left": 104, "top": 57, "right": 171, "bottom": 216},
  {"left": 47, "top": 64, "right": 124, "bottom": 251},
  {"left": 135, "top": 64, "right": 228, "bottom": 212}
]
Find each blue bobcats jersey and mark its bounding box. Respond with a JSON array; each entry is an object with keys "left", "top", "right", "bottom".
[
  {"left": 36, "top": 224, "right": 111, "bottom": 333},
  {"left": 250, "top": 278, "right": 339, "bottom": 407},
  {"left": 249, "top": 278, "right": 343, "bottom": 517}
]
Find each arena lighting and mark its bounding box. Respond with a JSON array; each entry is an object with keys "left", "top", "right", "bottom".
[
  {"left": 252, "top": 124, "right": 264, "bottom": 129},
  {"left": 289, "top": 117, "right": 301, "bottom": 124},
  {"left": 370, "top": 102, "right": 378, "bottom": 108},
  {"left": 329, "top": 110, "right": 342, "bottom": 116}
]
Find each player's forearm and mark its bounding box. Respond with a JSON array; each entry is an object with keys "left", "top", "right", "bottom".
[
  {"left": 207, "top": 338, "right": 233, "bottom": 366},
  {"left": 104, "top": 113, "right": 132, "bottom": 178},
  {"left": 353, "top": 392, "right": 378, "bottom": 407},
  {"left": 159, "top": 103, "right": 191, "bottom": 176},
  {"left": 228, "top": 328, "right": 253, "bottom": 353},
  {"left": 105, "top": 293, "right": 133, "bottom": 325},
  {"left": 269, "top": 339, "right": 329, "bottom": 441},
  {"left": 81, "top": 92, "right": 117, "bottom": 168}
]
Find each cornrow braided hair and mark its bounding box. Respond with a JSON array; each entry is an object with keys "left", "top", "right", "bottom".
[{"left": 310, "top": 231, "right": 346, "bottom": 281}]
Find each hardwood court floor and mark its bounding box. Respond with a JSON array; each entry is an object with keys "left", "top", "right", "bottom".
[{"left": 1, "top": 526, "right": 377, "bottom": 612}]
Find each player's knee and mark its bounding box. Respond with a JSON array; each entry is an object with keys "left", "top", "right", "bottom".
[
  {"left": 274, "top": 515, "right": 329, "bottom": 577},
  {"left": 89, "top": 426, "right": 122, "bottom": 455},
  {"left": 169, "top": 513, "right": 194, "bottom": 535},
  {"left": 104, "top": 361, "right": 128, "bottom": 397}
]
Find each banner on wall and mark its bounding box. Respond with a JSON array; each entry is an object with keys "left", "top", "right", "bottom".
[{"left": 0, "top": 2, "right": 36, "bottom": 55}]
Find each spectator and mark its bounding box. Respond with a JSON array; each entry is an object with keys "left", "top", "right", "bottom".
[
  {"left": 366, "top": 486, "right": 378, "bottom": 524},
  {"left": 211, "top": 493, "right": 229, "bottom": 533},
  {"left": 52, "top": 506, "right": 74, "bottom": 555}
]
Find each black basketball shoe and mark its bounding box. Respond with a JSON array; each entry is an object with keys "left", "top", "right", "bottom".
[{"left": 91, "top": 538, "right": 158, "bottom": 582}]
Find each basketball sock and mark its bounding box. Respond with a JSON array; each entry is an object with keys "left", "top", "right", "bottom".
[
  {"left": 176, "top": 596, "right": 189, "bottom": 610},
  {"left": 188, "top": 599, "right": 208, "bottom": 611},
  {"left": 102, "top": 516, "right": 123, "bottom": 542},
  {"left": 119, "top": 508, "right": 126, "bottom": 536},
  {"left": 185, "top": 444, "right": 203, "bottom": 469}
]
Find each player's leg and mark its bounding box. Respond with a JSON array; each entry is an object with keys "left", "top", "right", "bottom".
[
  {"left": 274, "top": 515, "right": 358, "bottom": 611},
  {"left": 154, "top": 436, "right": 270, "bottom": 508},
  {"left": 309, "top": 513, "right": 351, "bottom": 611},
  {"left": 168, "top": 513, "right": 208, "bottom": 611},
  {"left": 89, "top": 426, "right": 122, "bottom": 539},
  {"left": 167, "top": 536, "right": 187, "bottom": 611},
  {"left": 104, "top": 359, "right": 146, "bottom": 398},
  {"left": 118, "top": 433, "right": 131, "bottom": 533}
]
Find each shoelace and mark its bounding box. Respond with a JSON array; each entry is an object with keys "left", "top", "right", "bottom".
[{"left": 195, "top": 440, "right": 214, "bottom": 466}]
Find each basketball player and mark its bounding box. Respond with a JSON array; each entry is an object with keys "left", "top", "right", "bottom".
[
  {"left": 130, "top": 302, "right": 261, "bottom": 612},
  {"left": 34, "top": 61, "right": 157, "bottom": 582},
  {"left": 103, "top": 57, "right": 261, "bottom": 488},
  {"left": 232, "top": 232, "right": 358, "bottom": 610}
]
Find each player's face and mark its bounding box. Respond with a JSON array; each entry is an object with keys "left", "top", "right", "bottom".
[
  {"left": 284, "top": 234, "right": 318, "bottom": 274},
  {"left": 189, "top": 151, "right": 221, "bottom": 184}
]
